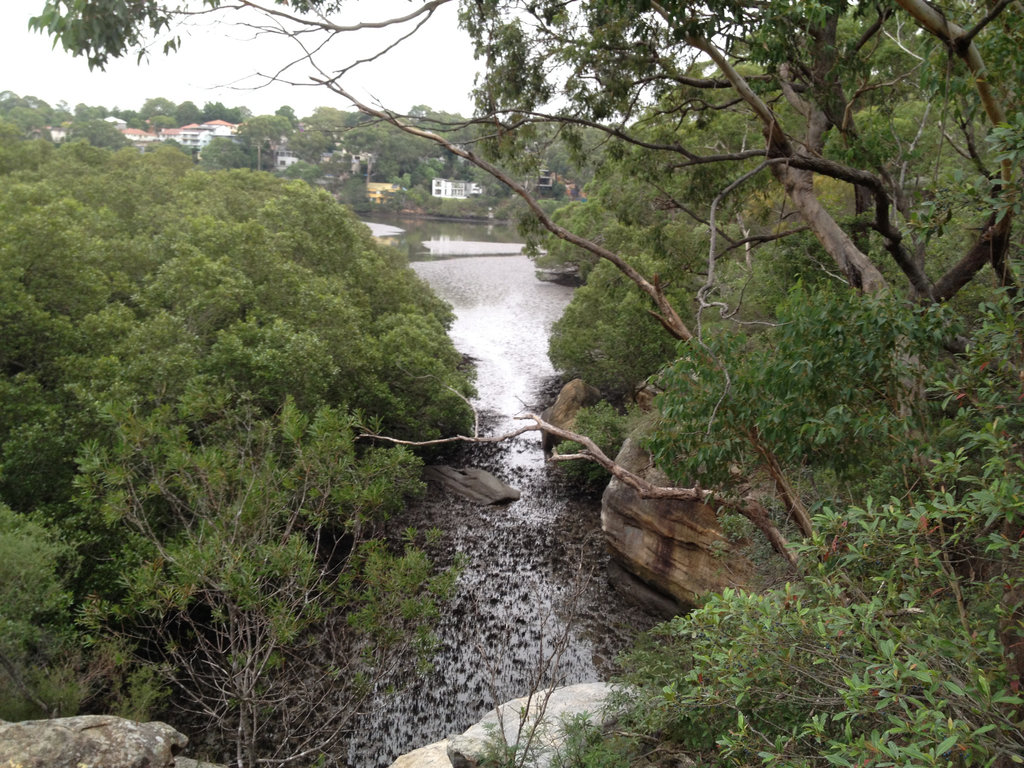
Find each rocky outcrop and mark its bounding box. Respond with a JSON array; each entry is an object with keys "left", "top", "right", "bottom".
[
  {"left": 0, "top": 715, "right": 187, "bottom": 768},
  {"left": 601, "top": 437, "right": 752, "bottom": 614},
  {"left": 539, "top": 379, "right": 601, "bottom": 455},
  {"left": 388, "top": 683, "right": 617, "bottom": 768},
  {"left": 424, "top": 466, "right": 521, "bottom": 505},
  {"left": 534, "top": 265, "right": 583, "bottom": 287}
]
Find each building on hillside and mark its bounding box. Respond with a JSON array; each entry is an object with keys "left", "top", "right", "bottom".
[
  {"left": 177, "top": 120, "right": 239, "bottom": 151},
  {"left": 366, "top": 182, "right": 402, "bottom": 204},
  {"left": 274, "top": 148, "right": 300, "bottom": 170},
  {"left": 431, "top": 178, "right": 484, "bottom": 199},
  {"left": 104, "top": 116, "right": 127, "bottom": 130},
  {"left": 350, "top": 151, "right": 374, "bottom": 175},
  {"left": 48, "top": 126, "right": 67, "bottom": 143},
  {"left": 121, "top": 127, "right": 161, "bottom": 145}
]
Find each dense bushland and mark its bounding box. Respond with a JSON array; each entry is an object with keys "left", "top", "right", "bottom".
[
  {"left": 17, "top": 0, "right": 1024, "bottom": 765},
  {"left": 0, "top": 136, "right": 472, "bottom": 764}
]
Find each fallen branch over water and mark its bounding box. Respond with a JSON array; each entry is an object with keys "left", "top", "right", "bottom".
[{"left": 359, "top": 412, "right": 800, "bottom": 567}]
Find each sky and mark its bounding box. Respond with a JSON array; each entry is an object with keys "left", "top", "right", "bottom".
[{"left": 2, "top": 0, "right": 482, "bottom": 119}]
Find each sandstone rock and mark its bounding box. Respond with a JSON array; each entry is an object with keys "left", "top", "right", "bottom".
[
  {"left": 424, "top": 465, "right": 521, "bottom": 505},
  {"left": 447, "top": 682, "right": 615, "bottom": 768},
  {"left": 601, "top": 437, "right": 752, "bottom": 614},
  {"left": 540, "top": 378, "right": 602, "bottom": 455},
  {"left": 0, "top": 715, "right": 187, "bottom": 768}
]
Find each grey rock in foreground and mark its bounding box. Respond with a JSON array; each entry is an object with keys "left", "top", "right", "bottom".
[
  {"left": 424, "top": 465, "right": 521, "bottom": 505},
  {"left": 387, "top": 682, "right": 616, "bottom": 768},
  {"left": 0, "top": 715, "right": 187, "bottom": 768}
]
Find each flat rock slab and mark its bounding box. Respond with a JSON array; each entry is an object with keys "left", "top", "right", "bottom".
[
  {"left": 0, "top": 715, "right": 187, "bottom": 768},
  {"left": 424, "top": 466, "right": 521, "bottom": 505}
]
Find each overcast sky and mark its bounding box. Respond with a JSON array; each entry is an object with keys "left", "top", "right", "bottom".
[{"left": 3, "top": 0, "right": 482, "bottom": 119}]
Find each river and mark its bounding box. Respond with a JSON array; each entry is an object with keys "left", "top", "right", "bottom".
[{"left": 351, "top": 217, "right": 658, "bottom": 767}]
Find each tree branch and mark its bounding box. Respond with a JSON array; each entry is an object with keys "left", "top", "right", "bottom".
[{"left": 315, "top": 80, "right": 695, "bottom": 342}]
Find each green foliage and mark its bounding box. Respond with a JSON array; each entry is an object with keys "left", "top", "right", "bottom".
[
  {"left": 0, "top": 141, "right": 472, "bottom": 749},
  {"left": 648, "top": 284, "right": 955, "bottom": 501},
  {"left": 549, "top": 257, "right": 690, "bottom": 399},
  {"left": 605, "top": 296, "right": 1024, "bottom": 767},
  {"left": 0, "top": 503, "right": 78, "bottom": 719},
  {"left": 549, "top": 714, "right": 633, "bottom": 768},
  {"left": 67, "top": 119, "right": 131, "bottom": 149},
  {"left": 198, "top": 136, "right": 251, "bottom": 170},
  {"left": 555, "top": 402, "right": 632, "bottom": 492},
  {"left": 75, "top": 399, "right": 448, "bottom": 762}
]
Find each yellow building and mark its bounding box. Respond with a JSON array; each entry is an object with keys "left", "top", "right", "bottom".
[{"left": 366, "top": 182, "right": 402, "bottom": 204}]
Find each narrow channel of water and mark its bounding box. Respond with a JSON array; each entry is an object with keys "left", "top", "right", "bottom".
[{"left": 350, "top": 220, "right": 657, "bottom": 767}]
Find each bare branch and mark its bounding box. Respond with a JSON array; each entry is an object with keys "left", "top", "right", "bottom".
[
  {"left": 226, "top": 0, "right": 455, "bottom": 35},
  {"left": 963, "top": 0, "right": 1016, "bottom": 47}
]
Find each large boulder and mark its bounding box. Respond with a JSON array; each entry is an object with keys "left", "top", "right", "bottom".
[
  {"left": 539, "top": 379, "right": 602, "bottom": 455},
  {"left": 386, "top": 683, "right": 617, "bottom": 768},
  {"left": 424, "top": 466, "right": 521, "bottom": 505},
  {"left": 0, "top": 715, "right": 187, "bottom": 768},
  {"left": 601, "top": 437, "right": 752, "bottom": 614}
]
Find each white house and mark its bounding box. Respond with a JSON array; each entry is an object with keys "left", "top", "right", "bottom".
[
  {"left": 274, "top": 148, "right": 300, "bottom": 170},
  {"left": 177, "top": 120, "right": 239, "bottom": 150},
  {"left": 431, "top": 178, "right": 484, "bottom": 199},
  {"left": 121, "top": 127, "right": 161, "bottom": 144}
]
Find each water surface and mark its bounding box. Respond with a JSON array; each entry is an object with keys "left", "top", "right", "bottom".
[{"left": 350, "top": 219, "right": 657, "bottom": 767}]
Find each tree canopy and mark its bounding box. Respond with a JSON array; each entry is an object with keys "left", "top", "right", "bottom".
[
  {"left": 0, "top": 137, "right": 472, "bottom": 762},
  {"left": 21, "top": 1, "right": 1024, "bottom": 766}
]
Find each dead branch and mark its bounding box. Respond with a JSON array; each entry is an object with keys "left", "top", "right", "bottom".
[{"left": 360, "top": 412, "right": 800, "bottom": 566}]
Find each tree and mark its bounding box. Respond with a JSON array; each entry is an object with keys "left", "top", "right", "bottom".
[
  {"left": 77, "top": 400, "right": 453, "bottom": 766},
  {"left": 201, "top": 101, "right": 249, "bottom": 125},
  {"left": 174, "top": 99, "right": 201, "bottom": 126},
  {"left": 73, "top": 102, "right": 106, "bottom": 121},
  {"left": 0, "top": 142, "right": 474, "bottom": 757},
  {"left": 278, "top": 159, "right": 323, "bottom": 184},
  {"left": 238, "top": 114, "right": 292, "bottom": 170},
  {"left": 0, "top": 502, "right": 75, "bottom": 719},
  {"left": 148, "top": 114, "right": 176, "bottom": 132},
  {"left": 275, "top": 104, "right": 297, "bottom": 126},
  {"left": 139, "top": 96, "right": 176, "bottom": 122},
  {"left": 0, "top": 92, "right": 56, "bottom": 135},
  {"left": 28, "top": 0, "right": 1024, "bottom": 562},
  {"left": 67, "top": 118, "right": 129, "bottom": 148},
  {"left": 24, "top": 3, "right": 1024, "bottom": 763},
  {"left": 198, "top": 136, "right": 251, "bottom": 170}
]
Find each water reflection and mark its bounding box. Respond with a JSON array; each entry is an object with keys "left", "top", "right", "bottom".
[{"left": 363, "top": 216, "right": 524, "bottom": 261}]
